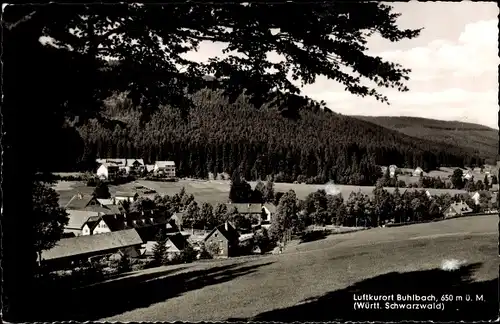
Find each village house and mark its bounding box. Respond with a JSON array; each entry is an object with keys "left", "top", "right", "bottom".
[
  {"left": 443, "top": 201, "right": 473, "bottom": 218},
  {"left": 171, "top": 211, "right": 185, "bottom": 230},
  {"left": 389, "top": 165, "right": 398, "bottom": 178},
  {"left": 145, "top": 164, "right": 155, "bottom": 173},
  {"left": 141, "top": 232, "right": 189, "bottom": 258},
  {"left": 65, "top": 193, "right": 124, "bottom": 215},
  {"left": 204, "top": 221, "right": 240, "bottom": 258},
  {"left": 114, "top": 191, "right": 139, "bottom": 203},
  {"left": 262, "top": 204, "right": 276, "bottom": 223},
  {"left": 238, "top": 232, "right": 262, "bottom": 255},
  {"left": 96, "top": 163, "right": 120, "bottom": 180},
  {"left": 463, "top": 170, "right": 474, "bottom": 181},
  {"left": 165, "top": 233, "right": 190, "bottom": 259},
  {"left": 471, "top": 191, "right": 481, "bottom": 205},
  {"left": 64, "top": 210, "right": 103, "bottom": 237},
  {"left": 154, "top": 161, "right": 176, "bottom": 177},
  {"left": 412, "top": 167, "right": 424, "bottom": 177},
  {"left": 96, "top": 198, "right": 115, "bottom": 206},
  {"left": 41, "top": 229, "right": 144, "bottom": 270},
  {"left": 225, "top": 203, "right": 276, "bottom": 224},
  {"left": 96, "top": 158, "right": 145, "bottom": 175},
  {"left": 81, "top": 211, "right": 176, "bottom": 241}
]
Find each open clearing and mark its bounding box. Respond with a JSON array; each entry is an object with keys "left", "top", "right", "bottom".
[
  {"left": 41, "top": 215, "right": 498, "bottom": 322},
  {"left": 54, "top": 179, "right": 468, "bottom": 207}
]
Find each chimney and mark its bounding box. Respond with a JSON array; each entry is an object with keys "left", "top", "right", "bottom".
[{"left": 77, "top": 193, "right": 83, "bottom": 200}]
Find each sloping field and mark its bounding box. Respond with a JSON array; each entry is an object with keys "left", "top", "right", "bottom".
[
  {"left": 38, "top": 215, "right": 498, "bottom": 322},
  {"left": 55, "top": 179, "right": 469, "bottom": 207}
]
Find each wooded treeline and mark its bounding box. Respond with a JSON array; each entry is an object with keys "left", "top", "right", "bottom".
[{"left": 75, "top": 89, "right": 483, "bottom": 185}]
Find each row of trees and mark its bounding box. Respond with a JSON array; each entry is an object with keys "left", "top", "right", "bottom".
[
  {"left": 377, "top": 167, "right": 498, "bottom": 191},
  {"left": 268, "top": 186, "right": 496, "bottom": 243}
]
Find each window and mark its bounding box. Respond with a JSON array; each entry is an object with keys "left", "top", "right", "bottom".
[{"left": 214, "top": 233, "right": 218, "bottom": 238}]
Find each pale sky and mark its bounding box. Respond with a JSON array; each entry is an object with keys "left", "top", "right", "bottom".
[
  {"left": 182, "top": 2, "right": 499, "bottom": 129},
  {"left": 39, "top": 3, "right": 499, "bottom": 128}
]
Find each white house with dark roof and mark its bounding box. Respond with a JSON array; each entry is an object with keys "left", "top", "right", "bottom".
[
  {"left": 114, "top": 191, "right": 139, "bottom": 202},
  {"left": 96, "top": 158, "right": 145, "bottom": 175},
  {"left": 154, "top": 161, "right": 176, "bottom": 177},
  {"left": 463, "top": 170, "right": 474, "bottom": 181},
  {"left": 96, "top": 163, "right": 120, "bottom": 180},
  {"left": 413, "top": 167, "right": 424, "bottom": 177},
  {"left": 389, "top": 165, "right": 398, "bottom": 178},
  {"left": 443, "top": 201, "right": 473, "bottom": 218},
  {"left": 65, "top": 210, "right": 103, "bottom": 236}
]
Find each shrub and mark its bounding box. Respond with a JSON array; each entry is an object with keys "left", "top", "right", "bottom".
[
  {"left": 198, "top": 244, "right": 213, "bottom": 260},
  {"left": 86, "top": 178, "right": 97, "bottom": 187},
  {"left": 180, "top": 245, "right": 197, "bottom": 263},
  {"left": 117, "top": 254, "right": 132, "bottom": 273}
]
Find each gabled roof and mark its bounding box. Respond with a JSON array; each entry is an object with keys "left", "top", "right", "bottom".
[
  {"left": 105, "top": 158, "right": 127, "bottom": 166},
  {"left": 66, "top": 210, "right": 101, "bottom": 230},
  {"left": 239, "top": 233, "right": 255, "bottom": 242},
  {"left": 84, "top": 216, "right": 102, "bottom": 232},
  {"left": 115, "top": 191, "right": 138, "bottom": 198},
  {"left": 65, "top": 194, "right": 101, "bottom": 210},
  {"left": 98, "top": 163, "right": 120, "bottom": 169},
  {"left": 204, "top": 222, "right": 240, "bottom": 242},
  {"left": 93, "top": 212, "right": 171, "bottom": 232},
  {"left": 127, "top": 159, "right": 144, "bottom": 166},
  {"left": 155, "top": 161, "right": 176, "bottom": 168},
  {"left": 225, "top": 203, "right": 263, "bottom": 214},
  {"left": 263, "top": 203, "right": 276, "bottom": 214},
  {"left": 145, "top": 164, "right": 155, "bottom": 172},
  {"left": 166, "top": 233, "right": 188, "bottom": 252},
  {"left": 446, "top": 202, "right": 473, "bottom": 214},
  {"left": 97, "top": 198, "right": 115, "bottom": 205},
  {"left": 171, "top": 212, "right": 185, "bottom": 222},
  {"left": 77, "top": 204, "right": 123, "bottom": 215},
  {"left": 41, "top": 229, "right": 143, "bottom": 261}
]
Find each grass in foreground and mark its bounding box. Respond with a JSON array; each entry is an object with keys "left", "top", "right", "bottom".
[{"left": 35, "top": 215, "right": 498, "bottom": 322}]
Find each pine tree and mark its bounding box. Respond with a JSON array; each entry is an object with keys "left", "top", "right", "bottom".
[
  {"left": 383, "top": 167, "right": 391, "bottom": 185},
  {"left": 263, "top": 180, "right": 275, "bottom": 203},
  {"left": 93, "top": 180, "right": 111, "bottom": 199},
  {"left": 117, "top": 253, "right": 132, "bottom": 273},
  {"left": 184, "top": 201, "right": 201, "bottom": 229},
  {"left": 152, "top": 231, "right": 167, "bottom": 266}
]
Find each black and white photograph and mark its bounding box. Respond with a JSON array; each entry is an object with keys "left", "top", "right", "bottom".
[{"left": 2, "top": 2, "right": 499, "bottom": 322}]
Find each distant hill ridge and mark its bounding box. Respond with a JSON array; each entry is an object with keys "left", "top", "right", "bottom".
[{"left": 353, "top": 115, "right": 498, "bottom": 163}]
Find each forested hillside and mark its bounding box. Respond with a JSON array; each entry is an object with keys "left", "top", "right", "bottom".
[
  {"left": 75, "top": 90, "right": 483, "bottom": 185},
  {"left": 354, "top": 116, "right": 498, "bottom": 163}
]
